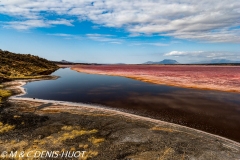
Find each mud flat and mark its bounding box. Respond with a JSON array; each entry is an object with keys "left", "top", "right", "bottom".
[
  {"left": 0, "top": 80, "right": 239, "bottom": 159},
  {"left": 71, "top": 65, "right": 240, "bottom": 93}
]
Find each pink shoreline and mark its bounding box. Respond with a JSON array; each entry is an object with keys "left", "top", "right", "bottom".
[{"left": 71, "top": 65, "right": 240, "bottom": 93}]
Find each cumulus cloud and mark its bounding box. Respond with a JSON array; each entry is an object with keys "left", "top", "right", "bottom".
[
  {"left": 165, "top": 51, "right": 240, "bottom": 59},
  {"left": 165, "top": 51, "right": 204, "bottom": 56},
  {"left": 0, "top": 0, "right": 240, "bottom": 42}
]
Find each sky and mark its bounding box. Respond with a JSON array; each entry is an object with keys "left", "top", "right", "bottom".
[{"left": 0, "top": 0, "right": 240, "bottom": 64}]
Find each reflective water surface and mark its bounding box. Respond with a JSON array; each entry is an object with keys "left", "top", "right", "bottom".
[{"left": 21, "top": 68, "right": 240, "bottom": 142}]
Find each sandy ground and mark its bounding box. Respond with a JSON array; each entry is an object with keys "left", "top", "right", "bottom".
[
  {"left": 0, "top": 80, "right": 239, "bottom": 159},
  {"left": 71, "top": 65, "right": 240, "bottom": 93}
]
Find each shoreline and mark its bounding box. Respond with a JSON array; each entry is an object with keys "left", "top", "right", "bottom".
[
  {"left": 4, "top": 75, "right": 59, "bottom": 97},
  {"left": 7, "top": 78, "right": 240, "bottom": 148},
  {"left": 71, "top": 65, "right": 240, "bottom": 93},
  {"left": 1, "top": 75, "right": 240, "bottom": 159}
]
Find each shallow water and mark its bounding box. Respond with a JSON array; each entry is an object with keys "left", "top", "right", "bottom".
[{"left": 21, "top": 68, "right": 240, "bottom": 142}]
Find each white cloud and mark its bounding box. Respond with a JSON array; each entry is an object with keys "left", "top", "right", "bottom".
[
  {"left": 86, "top": 34, "right": 123, "bottom": 44},
  {"left": 165, "top": 51, "right": 240, "bottom": 60},
  {"left": 131, "top": 42, "right": 169, "bottom": 47},
  {"left": 3, "top": 19, "right": 73, "bottom": 30},
  {"left": 163, "top": 29, "right": 240, "bottom": 43},
  {"left": 48, "top": 19, "right": 73, "bottom": 26},
  {"left": 0, "top": 0, "right": 240, "bottom": 42},
  {"left": 165, "top": 51, "right": 204, "bottom": 56},
  {"left": 48, "top": 33, "right": 73, "bottom": 37},
  {"left": 110, "top": 41, "right": 121, "bottom": 44},
  {"left": 47, "top": 33, "right": 81, "bottom": 40},
  {"left": 47, "top": 33, "right": 123, "bottom": 43},
  {"left": 4, "top": 20, "right": 50, "bottom": 30}
]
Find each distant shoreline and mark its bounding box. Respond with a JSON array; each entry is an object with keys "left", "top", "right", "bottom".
[{"left": 54, "top": 61, "right": 240, "bottom": 66}]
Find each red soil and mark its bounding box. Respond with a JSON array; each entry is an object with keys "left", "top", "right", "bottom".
[{"left": 72, "top": 65, "right": 240, "bottom": 93}]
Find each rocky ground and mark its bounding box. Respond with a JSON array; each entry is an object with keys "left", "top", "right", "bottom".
[{"left": 0, "top": 81, "right": 239, "bottom": 160}]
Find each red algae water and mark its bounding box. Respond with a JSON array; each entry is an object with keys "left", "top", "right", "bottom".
[{"left": 72, "top": 65, "right": 240, "bottom": 93}]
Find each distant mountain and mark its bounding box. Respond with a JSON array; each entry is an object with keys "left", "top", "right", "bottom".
[
  {"left": 143, "top": 59, "right": 179, "bottom": 64},
  {"left": 196, "top": 59, "right": 240, "bottom": 64},
  {"left": 74, "top": 60, "right": 88, "bottom": 63},
  {"left": 52, "top": 60, "right": 75, "bottom": 64},
  {"left": 113, "top": 63, "right": 126, "bottom": 65},
  {"left": 60, "top": 60, "right": 72, "bottom": 63}
]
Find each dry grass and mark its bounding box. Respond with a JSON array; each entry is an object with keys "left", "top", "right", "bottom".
[
  {"left": 40, "top": 109, "right": 61, "bottom": 113},
  {"left": 0, "top": 89, "right": 11, "bottom": 103},
  {"left": 8, "top": 75, "right": 46, "bottom": 79},
  {"left": 44, "top": 126, "right": 99, "bottom": 144},
  {"left": 158, "top": 148, "right": 175, "bottom": 160},
  {"left": 61, "top": 125, "right": 74, "bottom": 131},
  {"left": 79, "top": 144, "right": 89, "bottom": 149},
  {"left": 151, "top": 126, "right": 176, "bottom": 133},
  {"left": 0, "top": 122, "right": 15, "bottom": 133},
  {"left": 88, "top": 137, "right": 105, "bottom": 145},
  {"left": 56, "top": 129, "right": 98, "bottom": 143},
  {"left": 13, "top": 115, "right": 21, "bottom": 118},
  {"left": 0, "top": 125, "right": 101, "bottom": 160},
  {"left": 81, "top": 150, "right": 98, "bottom": 160},
  {"left": 9, "top": 141, "right": 29, "bottom": 152}
]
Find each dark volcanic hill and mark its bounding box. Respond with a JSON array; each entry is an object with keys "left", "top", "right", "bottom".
[
  {"left": 55, "top": 60, "right": 73, "bottom": 64},
  {"left": 0, "top": 49, "right": 59, "bottom": 81},
  {"left": 144, "top": 59, "right": 179, "bottom": 64}
]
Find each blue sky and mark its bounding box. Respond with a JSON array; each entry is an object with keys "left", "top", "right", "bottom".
[{"left": 0, "top": 0, "right": 239, "bottom": 64}]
